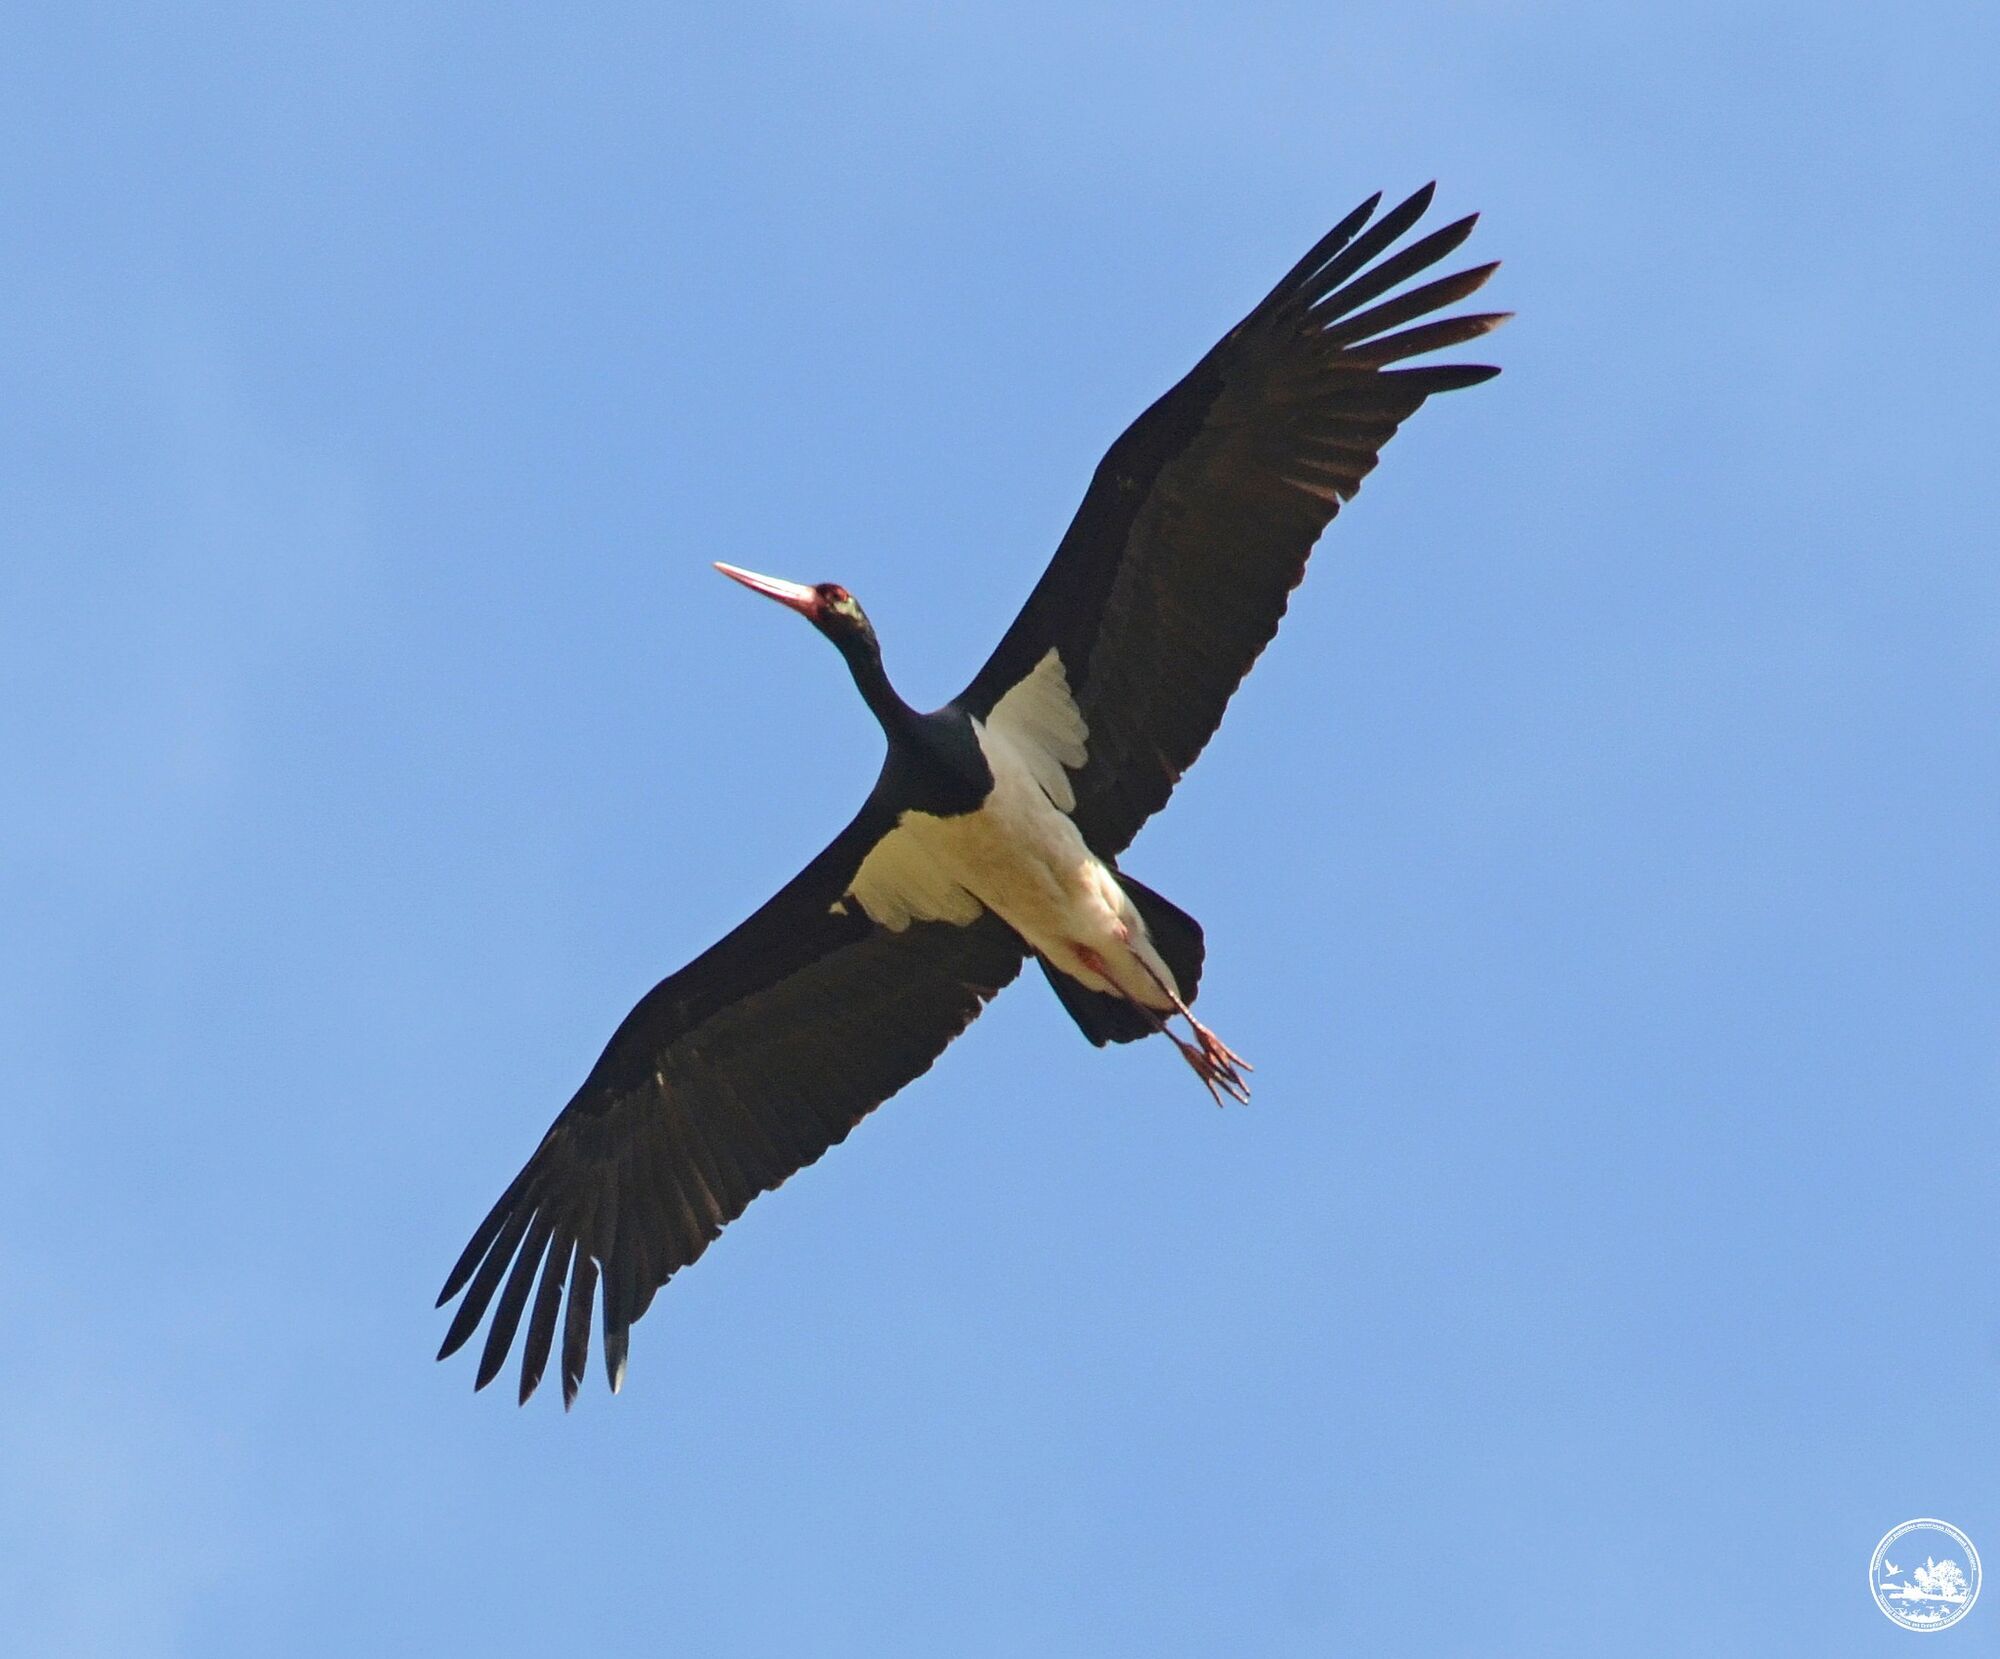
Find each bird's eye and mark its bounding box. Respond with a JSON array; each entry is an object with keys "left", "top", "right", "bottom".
[{"left": 816, "top": 584, "right": 861, "bottom": 620}]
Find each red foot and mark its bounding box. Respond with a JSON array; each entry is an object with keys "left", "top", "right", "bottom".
[
  {"left": 1067, "top": 941, "right": 1251, "bottom": 1105},
  {"left": 1172, "top": 1018, "right": 1253, "bottom": 1107}
]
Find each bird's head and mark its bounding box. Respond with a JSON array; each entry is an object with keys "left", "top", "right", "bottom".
[{"left": 713, "top": 562, "right": 878, "bottom": 657}]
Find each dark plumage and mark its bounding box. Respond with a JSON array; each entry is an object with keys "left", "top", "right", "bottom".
[{"left": 437, "top": 184, "right": 1505, "bottom": 1403}]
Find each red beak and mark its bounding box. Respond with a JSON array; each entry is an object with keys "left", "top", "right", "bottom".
[{"left": 714, "top": 562, "right": 822, "bottom": 620}]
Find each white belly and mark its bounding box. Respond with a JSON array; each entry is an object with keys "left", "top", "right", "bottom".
[{"left": 846, "top": 724, "right": 1180, "bottom": 1009}]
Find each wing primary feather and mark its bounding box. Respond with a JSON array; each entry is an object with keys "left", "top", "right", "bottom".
[
  {"left": 1384, "top": 362, "right": 1503, "bottom": 394},
  {"left": 1315, "top": 363, "right": 1497, "bottom": 416},
  {"left": 1341, "top": 313, "right": 1511, "bottom": 368},
  {"left": 475, "top": 1210, "right": 554, "bottom": 1391},
  {"left": 1319, "top": 262, "right": 1499, "bottom": 347},
  {"left": 518, "top": 1232, "right": 573, "bottom": 1404},
  {"left": 561, "top": 1246, "right": 600, "bottom": 1409},
  {"left": 1307, "top": 214, "right": 1479, "bottom": 323},
  {"left": 1292, "top": 183, "right": 1437, "bottom": 309},
  {"left": 437, "top": 1164, "right": 534, "bottom": 1306},
  {"left": 1252, "top": 192, "right": 1382, "bottom": 311},
  {"left": 435, "top": 1200, "right": 535, "bottom": 1361},
  {"left": 603, "top": 1279, "right": 632, "bottom": 1395},
  {"left": 601, "top": 1202, "right": 641, "bottom": 1395}
]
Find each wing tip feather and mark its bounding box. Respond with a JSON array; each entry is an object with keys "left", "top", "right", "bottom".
[{"left": 1411, "top": 361, "right": 1503, "bottom": 391}]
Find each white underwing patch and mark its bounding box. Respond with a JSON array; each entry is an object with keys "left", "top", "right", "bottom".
[
  {"left": 847, "top": 819, "right": 984, "bottom": 930},
  {"left": 983, "top": 648, "right": 1088, "bottom": 811}
]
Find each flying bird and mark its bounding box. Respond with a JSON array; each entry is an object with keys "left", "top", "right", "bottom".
[{"left": 438, "top": 184, "right": 1505, "bottom": 1404}]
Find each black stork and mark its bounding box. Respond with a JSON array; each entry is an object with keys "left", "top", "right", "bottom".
[{"left": 438, "top": 184, "right": 1505, "bottom": 1404}]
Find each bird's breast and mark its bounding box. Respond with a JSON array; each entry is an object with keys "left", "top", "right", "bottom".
[
  {"left": 845, "top": 707, "right": 1122, "bottom": 962},
  {"left": 844, "top": 727, "right": 1082, "bottom": 927},
  {"left": 844, "top": 646, "right": 1101, "bottom": 941}
]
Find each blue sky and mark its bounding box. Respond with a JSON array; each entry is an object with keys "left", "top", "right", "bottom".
[{"left": 3, "top": 3, "right": 1996, "bottom": 1654}]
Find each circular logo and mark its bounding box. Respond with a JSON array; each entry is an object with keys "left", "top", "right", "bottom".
[{"left": 1871, "top": 1519, "right": 1981, "bottom": 1632}]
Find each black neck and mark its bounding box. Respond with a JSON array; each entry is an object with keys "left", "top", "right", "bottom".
[{"left": 836, "top": 631, "right": 917, "bottom": 741}]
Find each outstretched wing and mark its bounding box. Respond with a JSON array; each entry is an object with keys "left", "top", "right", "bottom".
[
  {"left": 436, "top": 798, "right": 1025, "bottom": 1405},
  {"left": 960, "top": 184, "right": 1505, "bottom": 856}
]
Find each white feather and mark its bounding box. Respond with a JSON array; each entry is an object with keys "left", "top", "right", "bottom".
[
  {"left": 985, "top": 648, "right": 1088, "bottom": 811},
  {"left": 841, "top": 651, "right": 1181, "bottom": 1009}
]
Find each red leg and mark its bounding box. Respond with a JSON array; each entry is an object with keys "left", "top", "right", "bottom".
[{"left": 1074, "top": 943, "right": 1251, "bottom": 1106}]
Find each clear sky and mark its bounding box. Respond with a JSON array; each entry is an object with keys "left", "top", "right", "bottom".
[{"left": 3, "top": 4, "right": 1995, "bottom": 1655}]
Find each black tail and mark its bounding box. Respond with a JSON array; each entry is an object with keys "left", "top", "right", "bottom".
[
  {"left": 1041, "top": 961, "right": 1153, "bottom": 1045},
  {"left": 1119, "top": 873, "right": 1205, "bottom": 1003},
  {"left": 1039, "top": 871, "right": 1207, "bottom": 1047}
]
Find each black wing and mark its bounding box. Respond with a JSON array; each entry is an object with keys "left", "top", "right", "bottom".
[
  {"left": 960, "top": 184, "right": 1505, "bottom": 856},
  {"left": 436, "top": 796, "right": 1025, "bottom": 1405}
]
